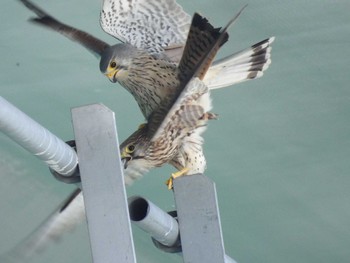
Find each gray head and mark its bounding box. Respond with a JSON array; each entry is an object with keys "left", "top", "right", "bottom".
[
  {"left": 119, "top": 124, "right": 154, "bottom": 185},
  {"left": 100, "top": 43, "right": 136, "bottom": 82},
  {"left": 120, "top": 124, "right": 150, "bottom": 170}
]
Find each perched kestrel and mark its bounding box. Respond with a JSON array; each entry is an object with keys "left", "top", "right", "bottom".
[{"left": 119, "top": 9, "right": 239, "bottom": 186}]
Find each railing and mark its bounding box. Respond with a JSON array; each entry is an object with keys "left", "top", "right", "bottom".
[
  {"left": 0, "top": 96, "right": 78, "bottom": 177},
  {"left": 0, "top": 97, "right": 237, "bottom": 263}
]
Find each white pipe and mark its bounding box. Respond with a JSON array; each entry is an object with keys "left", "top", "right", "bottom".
[
  {"left": 0, "top": 96, "right": 78, "bottom": 176},
  {"left": 128, "top": 196, "right": 179, "bottom": 247},
  {"left": 128, "top": 195, "right": 238, "bottom": 263}
]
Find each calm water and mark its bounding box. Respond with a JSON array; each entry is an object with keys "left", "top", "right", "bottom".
[{"left": 1, "top": 0, "right": 349, "bottom": 262}]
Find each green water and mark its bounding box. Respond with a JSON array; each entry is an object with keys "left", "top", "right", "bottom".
[{"left": 1, "top": 0, "right": 349, "bottom": 262}]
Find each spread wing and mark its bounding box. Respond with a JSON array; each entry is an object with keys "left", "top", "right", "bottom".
[
  {"left": 100, "top": 0, "right": 191, "bottom": 56},
  {"left": 148, "top": 8, "right": 246, "bottom": 141},
  {"left": 19, "top": 0, "right": 110, "bottom": 57},
  {"left": 150, "top": 78, "right": 210, "bottom": 143}
]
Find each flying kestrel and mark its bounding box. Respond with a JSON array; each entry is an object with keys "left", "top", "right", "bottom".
[{"left": 19, "top": 0, "right": 274, "bottom": 119}]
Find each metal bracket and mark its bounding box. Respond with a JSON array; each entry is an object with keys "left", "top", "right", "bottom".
[{"left": 50, "top": 140, "right": 81, "bottom": 184}]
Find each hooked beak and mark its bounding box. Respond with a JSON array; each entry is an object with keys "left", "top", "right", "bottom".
[
  {"left": 105, "top": 70, "right": 118, "bottom": 83},
  {"left": 121, "top": 157, "right": 131, "bottom": 169},
  {"left": 121, "top": 151, "right": 131, "bottom": 169}
]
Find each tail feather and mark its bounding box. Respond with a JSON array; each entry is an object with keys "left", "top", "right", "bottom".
[{"left": 204, "top": 37, "right": 275, "bottom": 89}]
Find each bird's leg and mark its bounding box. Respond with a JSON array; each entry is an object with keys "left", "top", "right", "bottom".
[
  {"left": 166, "top": 167, "right": 189, "bottom": 190},
  {"left": 172, "top": 167, "right": 190, "bottom": 179}
]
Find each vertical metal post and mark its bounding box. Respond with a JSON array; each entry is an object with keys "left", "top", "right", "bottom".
[
  {"left": 71, "top": 104, "right": 137, "bottom": 263},
  {"left": 173, "top": 173, "right": 226, "bottom": 263}
]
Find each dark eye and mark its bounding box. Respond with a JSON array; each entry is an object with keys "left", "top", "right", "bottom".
[
  {"left": 126, "top": 144, "right": 135, "bottom": 153},
  {"left": 110, "top": 61, "right": 117, "bottom": 68}
]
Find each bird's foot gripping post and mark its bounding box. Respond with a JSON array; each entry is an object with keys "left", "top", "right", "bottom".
[{"left": 166, "top": 167, "right": 190, "bottom": 189}]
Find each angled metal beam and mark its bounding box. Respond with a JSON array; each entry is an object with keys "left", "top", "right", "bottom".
[
  {"left": 173, "top": 173, "right": 226, "bottom": 263},
  {"left": 72, "top": 104, "right": 137, "bottom": 263}
]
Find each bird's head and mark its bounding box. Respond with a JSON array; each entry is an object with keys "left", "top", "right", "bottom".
[
  {"left": 120, "top": 124, "right": 149, "bottom": 169},
  {"left": 119, "top": 124, "right": 152, "bottom": 184},
  {"left": 100, "top": 44, "right": 133, "bottom": 83}
]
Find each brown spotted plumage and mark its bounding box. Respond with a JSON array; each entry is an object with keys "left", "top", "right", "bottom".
[
  {"left": 11, "top": 1, "right": 275, "bottom": 256},
  {"left": 119, "top": 10, "right": 237, "bottom": 184}
]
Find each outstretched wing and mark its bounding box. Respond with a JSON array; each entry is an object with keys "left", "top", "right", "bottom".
[
  {"left": 100, "top": 0, "right": 191, "bottom": 55},
  {"left": 148, "top": 7, "right": 246, "bottom": 141},
  {"left": 19, "top": 0, "right": 110, "bottom": 57},
  {"left": 151, "top": 78, "right": 210, "bottom": 140}
]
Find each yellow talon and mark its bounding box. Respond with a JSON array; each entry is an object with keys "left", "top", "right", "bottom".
[
  {"left": 166, "top": 167, "right": 189, "bottom": 190},
  {"left": 166, "top": 177, "right": 174, "bottom": 190},
  {"left": 172, "top": 167, "right": 189, "bottom": 179}
]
